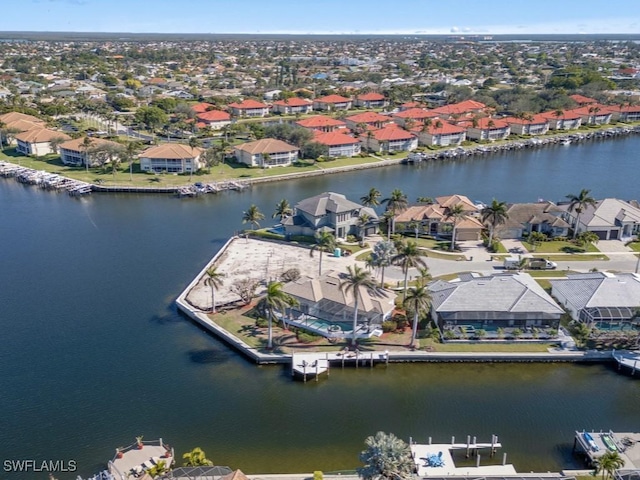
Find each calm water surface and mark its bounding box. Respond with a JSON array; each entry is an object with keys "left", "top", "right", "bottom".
[{"left": 1, "top": 136, "right": 640, "bottom": 479}]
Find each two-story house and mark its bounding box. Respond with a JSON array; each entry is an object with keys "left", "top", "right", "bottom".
[
  {"left": 272, "top": 97, "right": 313, "bottom": 115},
  {"left": 353, "top": 92, "right": 388, "bottom": 109},
  {"left": 15, "top": 128, "right": 70, "bottom": 156},
  {"left": 228, "top": 99, "right": 270, "bottom": 117},
  {"left": 139, "top": 143, "right": 203, "bottom": 173},
  {"left": 233, "top": 138, "right": 299, "bottom": 168},
  {"left": 312, "top": 95, "right": 352, "bottom": 111}
]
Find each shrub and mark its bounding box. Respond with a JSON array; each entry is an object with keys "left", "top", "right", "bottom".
[
  {"left": 512, "top": 328, "right": 523, "bottom": 339},
  {"left": 297, "top": 330, "right": 321, "bottom": 343},
  {"left": 444, "top": 330, "right": 456, "bottom": 340},
  {"left": 255, "top": 317, "right": 268, "bottom": 328},
  {"left": 249, "top": 230, "right": 285, "bottom": 241},
  {"left": 314, "top": 472, "right": 323, "bottom": 480},
  {"left": 346, "top": 235, "right": 358, "bottom": 243},
  {"left": 289, "top": 235, "right": 315, "bottom": 244},
  {"left": 280, "top": 268, "right": 301, "bottom": 283},
  {"left": 381, "top": 320, "right": 398, "bottom": 333},
  {"left": 392, "top": 313, "right": 409, "bottom": 330}
]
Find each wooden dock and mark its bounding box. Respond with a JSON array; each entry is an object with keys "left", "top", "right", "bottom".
[
  {"left": 291, "top": 350, "right": 391, "bottom": 382},
  {"left": 613, "top": 350, "right": 640, "bottom": 376}
]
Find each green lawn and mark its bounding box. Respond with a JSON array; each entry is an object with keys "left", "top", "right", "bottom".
[
  {"left": 627, "top": 242, "right": 640, "bottom": 252},
  {"left": 494, "top": 242, "right": 509, "bottom": 253},
  {"left": 421, "top": 249, "right": 467, "bottom": 261},
  {"left": 422, "top": 340, "right": 554, "bottom": 352},
  {"left": 531, "top": 253, "right": 609, "bottom": 261},
  {"left": 522, "top": 240, "right": 600, "bottom": 253}
]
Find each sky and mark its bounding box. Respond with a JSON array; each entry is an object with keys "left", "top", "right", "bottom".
[{"left": 3, "top": 0, "right": 640, "bottom": 35}]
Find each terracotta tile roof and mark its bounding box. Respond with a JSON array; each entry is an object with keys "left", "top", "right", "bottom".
[
  {"left": 413, "top": 121, "right": 466, "bottom": 135},
  {"left": 313, "top": 131, "right": 360, "bottom": 146},
  {"left": 345, "top": 111, "right": 390, "bottom": 123},
  {"left": 608, "top": 104, "right": 640, "bottom": 113},
  {"left": 0, "top": 112, "right": 44, "bottom": 125},
  {"left": 3, "top": 119, "right": 45, "bottom": 132},
  {"left": 368, "top": 124, "right": 415, "bottom": 141},
  {"left": 140, "top": 143, "right": 203, "bottom": 159},
  {"left": 401, "top": 101, "right": 424, "bottom": 108},
  {"left": 463, "top": 117, "right": 509, "bottom": 129},
  {"left": 191, "top": 102, "right": 215, "bottom": 113},
  {"left": 570, "top": 94, "right": 598, "bottom": 105},
  {"left": 60, "top": 137, "right": 121, "bottom": 152},
  {"left": 15, "top": 128, "right": 70, "bottom": 143},
  {"left": 503, "top": 114, "right": 550, "bottom": 125},
  {"left": 220, "top": 470, "right": 251, "bottom": 480},
  {"left": 393, "top": 108, "right": 439, "bottom": 120},
  {"left": 314, "top": 94, "right": 351, "bottom": 104},
  {"left": 356, "top": 92, "right": 385, "bottom": 101},
  {"left": 431, "top": 100, "right": 487, "bottom": 115},
  {"left": 540, "top": 110, "right": 582, "bottom": 121},
  {"left": 296, "top": 115, "right": 346, "bottom": 128},
  {"left": 197, "top": 110, "right": 231, "bottom": 122},
  {"left": 436, "top": 194, "right": 479, "bottom": 211},
  {"left": 234, "top": 138, "right": 298, "bottom": 154},
  {"left": 228, "top": 99, "right": 268, "bottom": 109},
  {"left": 272, "top": 97, "right": 312, "bottom": 107},
  {"left": 566, "top": 105, "right": 614, "bottom": 116}
]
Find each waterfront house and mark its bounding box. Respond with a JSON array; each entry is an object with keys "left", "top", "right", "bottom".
[
  {"left": 233, "top": 138, "right": 299, "bottom": 168},
  {"left": 59, "top": 137, "right": 122, "bottom": 167},
  {"left": 312, "top": 94, "right": 352, "bottom": 111},
  {"left": 354, "top": 92, "right": 388, "bottom": 109},
  {"left": 566, "top": 105, "right": 613, "bottom": 125},
  {"left": 429, "top": 272, "right": 564, "bottom": 334},
  {"left": 541, "top": 110, "right": 582, "bottom": 130},
  {"left": 414, "top": 121, "right": 466, "bottom": 146},
  {"left": 15, "top": 128, "right": 70, "bottom": 156},
  {"left": 504, "top": 115, "right": 550, "bottom": 136},
  {"left": 361, "top": 124, "right": 418, "bottom": 153},
  {"left": 272, "top": 97, "right": 313, "bottom": 115},
  {"left": 196, "top": 109, "right": 232, "bottom": 130},
  {"left": 430, "top": 100, "right": 488, "bottom": 119},
  {"left": 282, "top": 191, "right": 378, "bottom": 239},
  {"left": 463, "top": 117, "right": 510, "bottom": 141},
  {"left": 609, "top": 104, "right": 640, "bottom": 123},
  {"left": 0, "top": 111, "right": 45, "bottom": 126},
  {"left": 393, "top": 194, "right": 482, "bottom": 240},
  {"left": 282, "top": 270, "right": 396, "bottom": 335},
  {"left": 313, "top": 131, "right": 362, "bottom": 157},
  {"left": 296, "top": 115, "right": 347, "bottom": 133},
  {"left": 499, "top": 202, "right": 570, "bottom": 239},
  {"left": 551, "top": 272, "right": 640, "bottom": 329},
  {"left": 139, "top": 143, "right": 203, "bottom": 173},
  {"left": 344, "top": 111, "right": 392, "bottom": 131},
  {"left": 558, "top": 198, "right": 640, "bottom": 240},
  {"left": 392, "top": 108, "right": 439, "bottom": 127},
  {"left": 228, "top": 99, "right": 270, "bottom": 117}
]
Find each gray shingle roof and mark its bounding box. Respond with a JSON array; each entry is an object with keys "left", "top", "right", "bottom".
[
  {"left": 550, "top": 273, "right": 640, "bottom": 310},
  {"left": 295, "top": 192, "right": 365, "bottom": 216}
]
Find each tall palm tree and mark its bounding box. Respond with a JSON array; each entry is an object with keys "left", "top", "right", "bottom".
[
  {"left": 182, "top": 447, "right": 213, "bottom": 467},
  {"left": 392, "top": 240, "right": 427, "bottom": 301},
  {"left": 187, "top": 136, "right": 201, "bottom": 181},
  {"left": 596, "top": 451, "right": 625, "bottom": 480},
  {"left": 272, "top": 199, "right": 293, "bottom": 223},
  {"left": 204, "top": 266, "right": 225, "bottom": 313},
  {"left": 403, "top": 285, "right": 432, "bottom": 348},
  {"left": 445, "top": 204, "right": 468, "bottom": 251},
  {"left": 125, "top": 141, "right": 141, "bottom": 181},
  {"left": 49, "top": 136, "right": 67, "bottom": 155},
  {"left": 242, "top": 204, "right": 264, "bottom": 230},
  {"left": 81, "top": 136, "right": 93, "bottom": 173},
  {"left": 310, "top": 231, "right": 337, "bottom": 276},
  {"left": 360, "top": 187, "right": 381, "bottom": 208},
  {"left": 382, "top": 189, "right": 408, "bottom": 238},
  {"left": 357, "top": 213, "right": 372, "bottom": 244},
  {"left": 340, "top": 265, "right": 380, "bottom": 346},
  {"left": 369, "top": 240, "right": 396, "bottom": 288},
  {"left": 481, "top": 199, "right": 509, "bottom": 246},
  {"left": 257, "top": 281, "right": 299, "bottom": 349},
  {"left": 566, "top": 189, "right": 597, "bottom": 239}
]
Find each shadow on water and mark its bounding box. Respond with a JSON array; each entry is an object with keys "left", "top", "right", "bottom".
[
  {"left": 188, "top": 348, "right": 232, "bottom": 364},
  {"left": 149, "top": 306, "right": 184, "bottom": 325}
]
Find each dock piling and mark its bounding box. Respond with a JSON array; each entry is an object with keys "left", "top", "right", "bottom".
[
  {"left": 503, "top": 453, "right": 507, "bottom": 465},
  {"left": 476, "top": 454, "right": 481, "bottom": 467},
  {"left": 466, "top": 435, "right": 471, "bottom": 458}
]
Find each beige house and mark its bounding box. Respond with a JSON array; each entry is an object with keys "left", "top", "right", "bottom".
[
  {"left": 504, "top": 115, "right": 550, "bottom": 135},
  {"left": 15, "top": 128, "right": 70, "bottom": 156},
  {"left": 233, "top": 138, "right": 299, "bottom": 168},
  {"left": 414, "top": 122, "right": 466, "bottom": 146},
  {"left": 59, "top": 137, "right": 121, "bottom": 167},
  {"left": 464, "top": 118, "right": 510, "bottom": 141},
  {"left": 139, "top": 143, "right": 203, "bottom": 173}
]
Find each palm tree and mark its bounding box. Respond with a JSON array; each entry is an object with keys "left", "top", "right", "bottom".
[
  {"left": 204, "top": 266, "right": 225, "bottom": 313},
  {"left": 257, "top": 281, "right": 299, "bottom": 349},
  {"left": 49, "top": 136, "right": 67, "bottom": 155},
  {"left": 272, "top": 199, "right": 292, "bottom": 223},
  {"left": 369, "top": 240, "right": 396, "bottom": 288},
  {"left": 393, "top": 240, "right": 427, "bottom": 301},
  {"left": 357, "top": 213, "right": 372, "bottom": 244},
  {"left": 81, "top": 136, "right": 93, "bottom": 173},
  {"left": 357, "top": 431, "right": 414, "bottom": 480},
  {"left": 445, "top": 204, "right": 468, "bottom": 251},
  {"left": 576, "top": 231, "right": 600, "bottom": 249},
  {"left": 382, "top": 189, "right": 408, "bottom": 238},
  {"left": 340, "top": 265, "right": 379, "bottom": 346},
  {"left": 188, "top": 136, "right": 201, "bottom": 180},
  {"left": 310, "top": 231, "right": 337, "bottom": 276},
  {"left": 596, "top": 451, "right": 625, "bottom": 480},
  {"left": 182, "top": 447, "right": 213, "bottom": 467},
  {"left": 125, "top": 141, "right": 141, "bottom": 181},
  {"left": 566, "top": 189, "right": 597, "bottom": 239},
  {"left": 403, "top": 285, "right": 432, "bottom": 347},
  {"left": 481, "top": 199, "right": 509, "bottom": 246},
  {"left": 242, "top": 204, "right": 264, "bottom": 230},
  {"left": 360, "top": 187, "right": 381, "bottom": 208}
]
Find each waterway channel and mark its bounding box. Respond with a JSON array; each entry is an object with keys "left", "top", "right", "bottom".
[{"left": 1, "top": 135, "right": 639, "bottom": 479}]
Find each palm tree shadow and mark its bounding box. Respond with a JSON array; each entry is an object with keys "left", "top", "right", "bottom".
[{"left": 188, "top": 348, "right": 231, "bottom": 364}]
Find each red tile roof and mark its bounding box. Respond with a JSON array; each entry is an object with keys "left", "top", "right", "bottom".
[
  {"left": 314, "top": 131, "right": 360, "bottom": 146},
  {"left": 228, "top": 99, "right": 268, "bottom": 109},
  {"left": 393, "top": 108, "right": 439, "bottom": 120},
  {"left": 503, "top": 114, "right": 549, "bottom": 125},
  {"left": 296, "top": 115, "right": 346, "bottom": 128},
  {"left": 431, "top": 100, "right": 487, "bottom": 116},
  {"left": 197, "top": 110, "right": 231, "bottom": 122},
  {"left": 192, "top": 102, "right": 215, "bottom": 113},
  {"left": 314, "top": 94, "right": 351, "bottom": 104},
  {"left": 345, "top": 111, "right": 390, "bottom": 123},
  {"left": 608, "top": 104, "right": 640, "bottom": 113},
  {"left": 541, "top": 110, "right": 582, "bottom": 121},
  {"left": 566, "top": 105, "right": 614, "bottom": 116},
  {"left": 412, "top": 121, "right": 466, "bottom": 135},
  {"left": 356, "top": 92, "right": 385, "bottom": 101},
  {"left": 569, "top": 94, "right": 598, "bottom": 105},
  {"left": 369, "top": 124, "right": 415, "bottom": 141},
  {"left": 461, "top": 117, "right": 509, "bottom": 129},
  {"left": 272, "top": 97, "right": 312, "bottom": 107}
]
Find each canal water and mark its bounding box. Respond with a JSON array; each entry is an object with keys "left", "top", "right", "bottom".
[{"left": 1, "top": 135, "right": 639, "bottom": 479}]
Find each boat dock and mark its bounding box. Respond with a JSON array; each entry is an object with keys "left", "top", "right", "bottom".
[
  {"left": 613, "top": 350, "right": 640, "bottom": 376},
  {"left": 291, "top": 350, "right": 391, "bottom": 382},
  {"left": 0, "top": 162, "right": 93, "bottom": 195},
  {"left": 410, "top": 435, "right": 517, "bottom": 477},
  {"left": 573, "top": 431, "right": 640, "bottom": 468}
]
